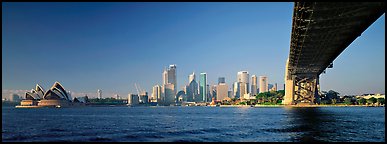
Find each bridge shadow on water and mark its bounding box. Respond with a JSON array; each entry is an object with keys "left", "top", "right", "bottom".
[{"left": 283, "top": 107, "right": 338, "bottom": 142}]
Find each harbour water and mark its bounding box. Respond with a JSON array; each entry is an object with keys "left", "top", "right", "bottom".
[{"left": 2, "top": 106, "right": 385, "bottom": 142}]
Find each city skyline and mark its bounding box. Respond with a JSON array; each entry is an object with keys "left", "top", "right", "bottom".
[{"left": 2, "top": 2, "right": 385, "bottom": 99}]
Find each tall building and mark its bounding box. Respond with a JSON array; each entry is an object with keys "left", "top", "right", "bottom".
[
  {"left": 139, "top": 92, "right": 148, "bottom": 104},
  {"left": 97, "top": 89, "right": 102, "bottom": 99},
  {"left": 187, "top": 72, "right": 199, "bottom": 102},
  {"left": 233, "top": 82, "right": 240, "bottom": 98},
  {"left": 210, "top": 84, "right": 216, "bottom": 101},
  {"left": 168, "top": 64, "right": 177, "bottom": 94},
  {"left": 162, "top": 68, "right": 168, "bottom": 85},
  {"left": 251, "top": 75, "right": 258, "bottom": 95},
  {"left": 152, "top": 85, "right": 161, "bottom": 102},
  {"left": 216, "top": 83, "right": 228, "bottom": 101},
  {"left": 128, "top": 93, "right": 139, "bottom": 106},
  {"left": 10, "top": 94, "right": 21, "bottom": 102},
  {"left": 237, "top": 71, "right": 249, "bottom": 96},
  {"left": 259, "top": 76, "right": 268, "bottom": 93},
  {"left": 199, "top": 72, "right": 207, "bottom": 102},
  {"left": 218, "top": 77, "right": 225, "bottom": 84},
  {"left": 228, "top": 90, "right": 233, "bottom": 98},
  {"left": 163, "top": 83, "right": 175, "bottom": 106},
  {"left": 189, "top": 72, "right": 195, "bottom": 83},
  {"left": 239, "top": 82, "right": 248, "bottom": 100}
]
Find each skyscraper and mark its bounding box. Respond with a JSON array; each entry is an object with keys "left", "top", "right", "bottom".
[
  {"left": 199, "top": 72, "right": 207, "bottom": 102},
  {"left": 97, "top": 89, "right": 102, "bottom": 99},
  {"left": 216, "top": 83, "right": 228, "bottom": 101},
  {"left": 163, "top": 83, "right": 175, "bottom": 106},
  {"left": 233, "top": 82, "right": 240, "bottom": 98},
  {"left": 168, "top": 64, "right": 177, "bottom": 94},
  {"left": 162, "top": 68, "right": 168, "bottom": 85},
  {"left": 259, "top": 76, "right": 268, "bottom": 93},
  {"left": 187, "top": 72, "right": 198, "bottom": 102},
  {"left": 189, "top": 72, "right": 195, "bottom": 83},
  {"left": 237, "top": 71, "right": 249, "bottom": 96},
  {"left": 152, "top": 85, "right": 161, "bottom": 102},
  {"left": 251, "top": 75, "right": 258, "bottom": 95},
  {"left": 218, "top": 77, "right": 225, "bottom": 84}
]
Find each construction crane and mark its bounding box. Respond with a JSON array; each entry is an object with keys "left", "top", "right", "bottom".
[{"left": 134, "top": 83, "right": 140, "bottom": 95}]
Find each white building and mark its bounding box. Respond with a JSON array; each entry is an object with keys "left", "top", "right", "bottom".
[{"left": 259, "top": 76, "right": 268, "bottom": 93}]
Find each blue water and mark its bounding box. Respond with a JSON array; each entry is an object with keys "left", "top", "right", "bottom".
[{"left": 2, "top": 106, "right": 385, "bottom": 142}]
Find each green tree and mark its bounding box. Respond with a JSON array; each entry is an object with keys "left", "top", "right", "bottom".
[
  {"left": 358, "top": 98, "right": 366, "bottom": 105},
  {"left": 367, "top": 97, "right": 377, "bottom": 105},
  {"left": 344, "top": 97, "right": 352, "bottom": 105},
  {"left": 377, "top": 98, "right": 385, "bottom": 105}
]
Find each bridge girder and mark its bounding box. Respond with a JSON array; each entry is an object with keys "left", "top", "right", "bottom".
[{"left": 283, "top": 2, "right": 385, "bottom": 105}]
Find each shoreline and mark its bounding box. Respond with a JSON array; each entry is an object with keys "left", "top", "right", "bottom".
[{"left": 9, "top": 104, "right": 384, "bottom": 108}]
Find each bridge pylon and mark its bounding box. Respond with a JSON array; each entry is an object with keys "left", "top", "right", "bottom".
[{"left": 283, "top": 59, "right": 320, "bottom": 105}]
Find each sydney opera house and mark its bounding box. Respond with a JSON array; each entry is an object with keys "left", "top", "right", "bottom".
[{"left": 16, "top": 81, "right": 83, "bottom": 108}]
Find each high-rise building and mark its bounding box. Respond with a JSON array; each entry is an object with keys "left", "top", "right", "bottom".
[
  {"left": 163, "top": 83, "right": 175, "bottom": 106},
  {"left": 237, "top": 71, "right": 249, "bottom": 96},
  {"left": 218, "top": 77, "right": 225, "bottom": 84},
  {"left": 187, "top": 72, "right": 199, "bottom": 102},
  {"left": 139, "top": 91, "right": 148, "bottom": 104},
  {"left": 199, "top": 72, "right": 207, "bottom": 102},
  {"left": 216, "top": 83, "right": 228, "bottom": 101},
  {"left": 228, "top": 90, "right": 233, "bottom": 98},
  {"left": 239, "top": 82, "right": 248, "bottom": 100},
  {"left": 168, "top": 64, "right": 177, "bottom": 94},
  {"left": 97, "top": 89, "right": 102, "bottom": 99},
  {"left": 152, "top": 85, "right": 161, "bottom": 102},
  {"left": 189, "top": 72, "right": 195, "bottom": 83},
  {"left": 233, "top": 82, "right": 240, "bottom": 98},
  {"left": 128, "top": 93, "right": 139, "bottom": 106},
  {"left": 251, "top": 75, "right": 258, "bottom": 95},
  {"left": 210, "top": 84, "right": 216, "bottom": 101},
  {"left": 259, "top": 76, "right": 268, "bottom": 93},
  {"left": 162, "top": 68, "right": 168, "bottom": 85}
]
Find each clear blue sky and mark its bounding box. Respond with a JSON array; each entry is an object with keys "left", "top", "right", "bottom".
[{"left": 2, "top": 2, "right": 385, "bottom": 98}]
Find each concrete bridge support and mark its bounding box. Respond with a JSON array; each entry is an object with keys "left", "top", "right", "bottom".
[{"left": 283, "top": 60, "right": 320, "bottom": 105}]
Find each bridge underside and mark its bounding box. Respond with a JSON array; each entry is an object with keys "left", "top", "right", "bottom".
[{"left": 283, "top": 2, "right": 385, "bottom": 105}]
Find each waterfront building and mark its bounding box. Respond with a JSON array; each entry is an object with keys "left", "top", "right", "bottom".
[
  {"left": 189, "top": 72, "right": 195, "bottom": 83},
  {"left": 216, "top": 83, "right": 228, "bottom": 101},
  {"left": 168, "top": 64, "right": 177, "bottom": 94},
  {"left": 18, "top": 82, "right": 81, "bottom": 108},
  {"left": 218, "top": 77, "right": 225, "bottom": 84},
  {"left": 97, "top": 89, "right": 102, "bottom": 99},
  {"left": 228, "top": 90, "right": 233, "bottom": 98},
  {"left": 10, "top": 94, "right": 21, "bottom": 102},
  {"left": 151, "top": 85, "right": 161, "bottom": 102},
  {"left": 162, "top": 68, "right": 168, "bottom": 85},
  {"left": 199, "top": 72, "right": 207, "bottom": 102},
  {"left": 128, "top": 93, "right": 139, "bottom": 106},
  {"left": 210, "top": 84, "right": 217, "bottom": 101},
  {"left": 251, "top": 75, "right": 258, "bottom": 95},
  {"left": 259, "top": 76, "right": 268, "bottom": 93},
  {"left": 187, "top": 72, "right": 199, "bottom": 102},
  {"left": 233, "top": 82, "right": 240, "bottom": 98},
  {"left": 139, "top": 91, "right": 148, "bottom": 104},
  {"left": 163, "top": 83, "right": 175, "bottom": 106},
  {"left": 237, "top": 71, "right": 250, "bottom": 96}
]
